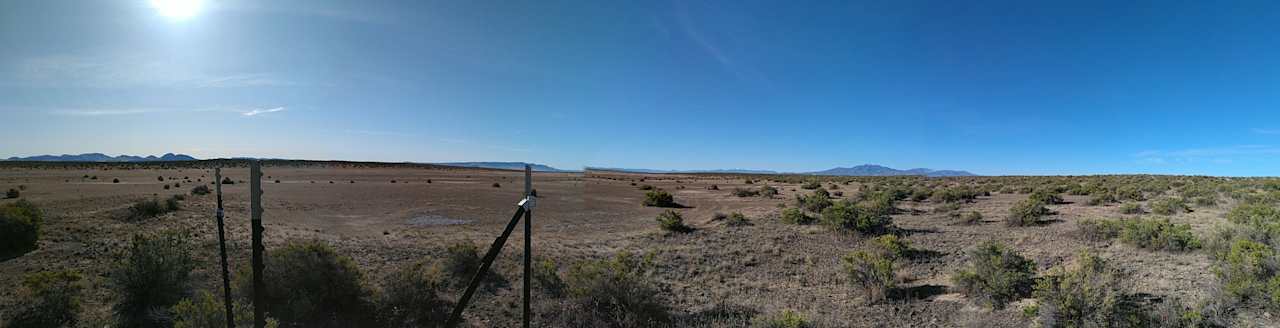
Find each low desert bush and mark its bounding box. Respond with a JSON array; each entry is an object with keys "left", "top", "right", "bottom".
[
  {"left": 759, "top": 185, "right": 779, "bottom": 198},
  {"left": 111, "top": 230, "right": 197, "bottom": 327},
  {"left": 1150, "top": 197, "right": 1191, "bottom": 215},
  {"left": 842, "top": 250, "right": 895, "bottom": 303},
  {"left": 821, "top": 200, "right": 892, "bottom": 234},
  {"left": 113, "top": 178, "right": 120, "bottom": 183},
  {"left": 1086, "top": 193, "right": 1117, "bottom": 206},
  {"left": 533, "top": 258, "right": 567, "bottom": 298},
  {"left": 952, "top": 241, "right": 1036, "bottom": 309},
  {"left": 376, "top": 261, "right": 452, "bottom": 328},
  {"left": 869, "top": 234, "right": 911, "bottom": 260},
  {"left": 5, "top": 188, "right": 18, "bottom": 199},
  {"left": 1077, "top": 218, "right": 1124, "bottom": 242},
  {"left": 1029, "top": 190, "right": 1065, "bottom": 205},
  {"left": 235, "top": 240, "right": 373, "bottom": 327},
  {"left": 1119, "top": 202, "right": 1143, "bottom": 214},
  {"left": 190, "top": 185, "right": 211, "bottom": 196},
  {"left": 933, "top": 202, "right": 961, "bottom": 214},
  {"left": 796, "top": 189, "right": 833, "bottom": 213},
  {"left": 121, "top": 196, "right": 182, "bottom": 221},
  {"left": 638, "top": 184, "right": 655, "bottom": 191},
  {"left": 957, "top": 211, "right": 983, "bottom": 225},
  {"left": 732, "top": 187, "right": 760, "bottom": 197},
  {"left": 172, "top": 290, "right": 279, "bottom": 328},
  {"left": 1007, "top": 199, "right": 1051, "bottom": 227},
  {"left": 751, "top": 309, "right": 812, "bottom": 328},
  {"left": 1119, "top": 218, "right": 1200, "bottom": 252},
  {"left": 442, "top": 240, "right": 483, "bottom": 282},
  {"left": 643, "top": 190, "right": 677, "bottom": 207},
  {"left": 220, "top": 177, "right": 234, "bottom": 185},
  {"left": 725, "top": 212, "right": 751, "bottom": 227},
  {"left": 780, "top": 207, "right": 814, "bottom": 225},
  {"left": 1033, "top": 251, "right": 1149, "bottom": 327},
  {"left": 556, "top": 251, "right": 669, "bottom": 326},
  {"left": 1, "top": 200, "right": 42, "bottom": 259},
  {"left": 932, "top": 187, "right": 980, "bottom": 203},
  {"left": 1212, "top": 238, "right": 1280, "bottom": 309},
  {"left": 7, "top": 270, "right": 84, "bottom": 328},
  {"left": 800, "top": 180, "right": 822, "bottom": 190},
  {"left": 656, "top": 210, "right": 692, "bottom": 233},
  {"left": 1225, "top": 202, "right": 1280, "bottom": 231}
]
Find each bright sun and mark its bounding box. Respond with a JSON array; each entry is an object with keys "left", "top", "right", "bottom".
[{"left": 150, "top": 0, "right": 203, "bottom": 20}]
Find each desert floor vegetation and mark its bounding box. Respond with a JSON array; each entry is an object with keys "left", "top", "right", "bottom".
[{"left": 0, "top": 163, "right": 1275, "bottom": 326}]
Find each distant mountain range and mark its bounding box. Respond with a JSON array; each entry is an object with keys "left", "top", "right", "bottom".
[
  {"left": 808, "top": 164, "right": 976, "bottom": 177},
  {"left": 435, "top": 162, "right": 573, "bottom": 172},
  {"left": 592, "top": 164, "right": 977, "bottom": 177},
  {"left": 5, "top": 153, "right": 197, "bottom": 162}
]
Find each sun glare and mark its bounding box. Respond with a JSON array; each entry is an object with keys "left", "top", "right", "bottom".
[{"left": 150, "top": 0, "right": 203, "bottom": 20}]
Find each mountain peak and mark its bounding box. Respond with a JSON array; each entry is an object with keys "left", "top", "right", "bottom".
[
  {"left": 810, "top": 164, "right": 976, "bottom": 177},
  {"left": 5, "top": 153, "right": 198, "bottom": 162}
]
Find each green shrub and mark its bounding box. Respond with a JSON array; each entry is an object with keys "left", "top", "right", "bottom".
[
  {"left": 558, "top": 252, "right": 669, "bottom": 326},
  {"left": 1118, "top": 203, "right": 1143, "bottom": 214},
  {"left": 638, "top": 184, "right": 655, "bottom": 191},
  {"left": 751, "top": 309, "right": 812, "bottom": 328},
  {"left": 933, "top": 202, "right": 961, "bottom": 214},
  {"left": 759, "top": 185, "right": 779, "bottom": 198},
  {"left": 376, "top": 261, "right": 451, "bottom": 328},
  {"left": 0, "top": 200, "right": 42, "bottom": 259},
  {"left": 1007, "top": 199, "right": 1051, "bottom": 227},
  {"left": 821, "top": 200, "right": 892, "bottom": 234},
  {"left": 1115, "top": 187, "right": 1144, "bottom": 201},
  {"left": 172, "top": 290, "right": 279, "bottom": 328},
  {"left": 1086, "top": 193, "right": 1117, "bottom": 206},
  {"left": 1033, "top": 251, "right": 1148, "bottom": 327},
  {"left": 732, "top": 188, "right": 760, "bottom": 197},
  {"left": 533, "top": 258, "right": 566, "bottom": 298},
  {"left": 1029, "top": 190, "right": 1064, "bottom": 205},
  {"left": 796, "top": 189, "right": 833, "bottom": 213},
  {"left": 7, "top": 270, "right": 84, "bottom": 328},
  {"left": 1213, "top": 238, "right": 1280, "bottom": 308},
  {"left": 1119, "top": 218, "right": 1200, "bottom": 252},
  {"left": 120, "top": 197, "right": 181, "bottom": 221},
  {"left": 957, "top": 211, "right": 983, "bottom": 225},
  {"left": 800, "top": 180, "right": 821, "bottom": 190},
  {"left": 5, "top": 188, "right": 18, "bottom": 199},
  {"left": 1150, "top": 198, "right": 1191, "bottom": 215},
  {"left": 869, "top": 234, "right": 911, "bottom": 260},
  {"left": 932, "top": 187, "right": 980, "bottom": 203},
  {"left": 656, "top": 210, "right": 692, "bottom": 233},
  {"left": 843, "top": 250, "right": 895, "bottom": 303},
  {"left": 643, "top": 190, "right": 677, "bottom": 207},
  {"left": 725, "top": 212, "right": 750, "bottom": 227},
  {"left": 780, "top": 207, "right": 814, "bottom": 225},
  {"left": 1225, "top": 202, "right": 1280, "bottom": 231},
  {"left": 952, "top": 241, "right": 1036, "bottom": 309},
  {"left": 111, "top": 230, "right": 197, "bottom": 327},
  {"left": 1077, "top": 218, "right": 1124, "bottom": 242},
  {"left": 188, "top": 184, "right": 211, "bottom": 194},
  {"left": 235, "top": 240, "right": 373, "bottom": 327},
  {"left": 443, "top": 241, "right": 482, "bottom": 282}
]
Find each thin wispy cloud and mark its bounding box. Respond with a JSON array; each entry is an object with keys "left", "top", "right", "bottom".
[
  {"left": 54, "top": 108, "right": 163, "bottom": 116},
  {"left": 1133, "top": 145, "right": 1280, "bottom": 164},
  {"left": 241, "top": 107, "right": 286, "bottom": 116},
  {"left": 5, "top": 55, "right": 299, "bottom": 89},
  {"left": 1252, "top": 128, "right": 1280, "bottom": 135},
  {"left": 345, "top": 129, "right": 416, "bottom": 137}
]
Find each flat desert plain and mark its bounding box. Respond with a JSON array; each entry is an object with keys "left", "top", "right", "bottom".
[{"left": 0, "top": 163, "right": 1268, "bottom": 327}]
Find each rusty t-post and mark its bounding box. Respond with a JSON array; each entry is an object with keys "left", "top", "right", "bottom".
[
  {"left": 215, "top": 168, "right": 234, "bottom": 328},
  {"left": 249, "top": 161, "right": 265, "bottom": 328}
]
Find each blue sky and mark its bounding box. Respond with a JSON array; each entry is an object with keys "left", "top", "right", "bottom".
[{"left": 3, "top": 0, "right": 1280, "bottom": 176}]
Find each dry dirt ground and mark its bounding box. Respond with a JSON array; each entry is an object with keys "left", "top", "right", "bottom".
[{"left": 0, "top": 165, "right": 1263, "bottom": 327}]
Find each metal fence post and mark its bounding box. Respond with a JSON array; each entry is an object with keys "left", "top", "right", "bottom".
[
  {"left": 522, "top": 165, "right": 532, "bottom": 328},
  {"left": 250, "top": 161, "right": 265, "bottom": 328},
  {"left": 215, "top": 168, "right": 234, "bottom": 328}
]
